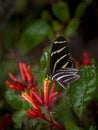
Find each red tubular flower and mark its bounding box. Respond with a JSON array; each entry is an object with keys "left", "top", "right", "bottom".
[
  {"left": 22, "top": 92, "right": 40, "bottom": 110},
  {"left": 82, "top": 52, "right": 90, "bottom": 65},
  {"left": 43, "top": 78, "right": 58, "bottom": 106},
  {"left": 44, "top": 78, "right": 50, "bottom": 106},
  {"left": 22, "top": 78, "right": 58, "bottom": 108},
  {"left": 21, "top": 91, "right": 47, "bottom": 121},
  {"left": 6, "top": 62, "right": 36, "bottom": 92},
  {"left": 6, "top": 80, "right": 27, "bottom": 91},
  {"left": 27, "top": 109, "right": 46, "bottom": 120},
  {"left": 21, "top": 79, "right": 64, "bottom": 129},
  {"left": 8, "top": 72, "right": 20, "bottom": 82},
  {"left": 6, "top": 62, "right": 64, "bottom": 129},
  {"left": 19, "top": 62, "right": 27, "bottom": 82},
  {"left": 49, "top": 82, "right": 57, "bottom": 100},
  {"left": 22, "top": 63, "right": 34, "bottom": 83},
  {"left": 30, "top": 89, "right": 44, "bottom": 105}
]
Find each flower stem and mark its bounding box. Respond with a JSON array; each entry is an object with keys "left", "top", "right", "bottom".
[
  {"left": 50, "top": 120, "right": 65, "bottom": 130},
  {"left": 45, "top": 107, "right": 65, "bottom": 130}
]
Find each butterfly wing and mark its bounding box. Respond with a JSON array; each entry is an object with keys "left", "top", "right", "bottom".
[
  {"left": 50, "top": 68, "right": 80, "bottom": 88},
  {"left": 49, "top": 36, "right": 80, "bottom": 88},
  {"left": 50, "top": 36, "right": 71, "bottom": 74}
]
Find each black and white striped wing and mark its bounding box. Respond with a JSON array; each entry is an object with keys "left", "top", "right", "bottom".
[
  {"left": 50, "top": 68, "right": 80, "bottom": 88},
  {"left": 50, "top": 36, "right": 71, "bottom": 74},
  {"left": 49, "top": 36, "right": 80, "bottom": 88}
]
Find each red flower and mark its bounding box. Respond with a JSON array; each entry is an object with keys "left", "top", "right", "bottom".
[
  {"left": 82, "top": 52, "right": 90, "bottom": 65},
  {"left": 6, "top": 62, "right": 36, "bottom": 92},
  {"left": 44, "top": 79, "right": 58, "bottom": 106},
  {"left": 22, "top": 78, "right": 58, "bottom": 110},
  {"left": 21, "top": 79, "right": 53, "bottom": 117},
  {"left": 21, "top": 79, "right": 64, "bottom": 129},
  {"left": 22, "top": 92, "right": 40, "bottom": 110},
  {"left": 27, "top": 109, "right": 47, "bottom": 120},
  {"left": 6, "top": 62, "right": 64, "bottom": 129}
]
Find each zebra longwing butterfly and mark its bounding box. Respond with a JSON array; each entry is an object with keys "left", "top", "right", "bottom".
[{"left": 48, "top": 36, "right": 80, "bottom": 88}]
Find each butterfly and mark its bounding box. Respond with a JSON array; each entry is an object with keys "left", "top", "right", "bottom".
[{"left": 48, "top": 36, "right": 80, "bottom": 88}]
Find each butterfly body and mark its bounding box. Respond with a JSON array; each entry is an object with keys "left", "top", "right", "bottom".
[{"left": 49, "top": 36, "right": 80, "bottom": 88}]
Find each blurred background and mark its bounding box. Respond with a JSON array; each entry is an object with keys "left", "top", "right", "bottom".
[{"left": 0, "top": 0, "right": 98, "bottom": 129}]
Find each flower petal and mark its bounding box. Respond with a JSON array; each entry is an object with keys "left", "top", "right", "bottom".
[
  {"left": 44, "top": 78, "right": 50, "bottom": 105},
  {"left": 22, "top": 92, "right": 40, "bottom": 110}
]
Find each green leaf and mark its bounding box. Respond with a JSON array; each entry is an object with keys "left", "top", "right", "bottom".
[
  {"left": 70, "top": 66, "right": 96, "bottom": 117},
  {"left": 52, "top": 21, "right": 62, "bottom": 32},
  {"left": 41, "top": 10, "right": 52, "bottom": 22},
  {"left": 65, "top": 18, "right": 80, "bottom": 37},
  {"left": 12, "top": 110, "right": 26, "bottom": 129},
  {"left": 38, "top": 51, "right": 49, "bottom": 88},
  {"left": 55, "top": 89, "right": 77, "bottom": 124},
  {"left": 65, "top": 121, "right": 83, "bottom": 130},
  {"left": 31, "top": 120, "right": 47, "bottom": 130},
  {"left": 75, "top": 2, "right": 87, "bottom": 19},
  {"left": 28, "top": 119, "right": 34, "bottom": 129},
  {"left": 52, "top": 2, "right": 70, "bottom": 22},
  {"left": 23, "top": 100, "right": 33, "bottom": 110},
  {"left": 54, "top": 101, "right": 73, "bottom": 123},
  {"left": 6, "top": 90, "right": 23, "bottom": 109},
  {"left": 20, "top": 20, "right": 53, "bottom": 54}
]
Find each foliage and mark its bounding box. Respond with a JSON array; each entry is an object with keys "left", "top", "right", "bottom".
[
  {"left": 20, "top": 20, "right": 53, "bottom": 54},
  {"left": 1, "top": 0, "right": 98, "bottom": 130},
  {"left": 5, "top": 57, "right": 98, "bottom": 130},
  {"left": 0, "top": 0, "right": 94, "bottom": 60}
]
